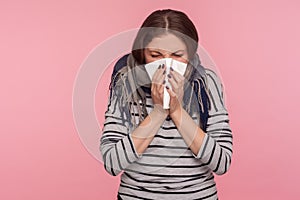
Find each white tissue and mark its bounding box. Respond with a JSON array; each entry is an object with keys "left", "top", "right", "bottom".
[{"left": 144, "top": 58, "right": 188, "bottom": 109}]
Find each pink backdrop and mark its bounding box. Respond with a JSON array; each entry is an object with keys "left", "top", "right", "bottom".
[{"left": 1, "top": 0, "right": 299, "bottom": 199}]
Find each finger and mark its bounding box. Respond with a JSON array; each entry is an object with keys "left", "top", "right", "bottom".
[
  {"left": 152, "top": 70, "right": 161, "bottom": 92},
  {"left": 167, "top": 73, "right": 179, "bottom": 91},
  {"left": 152, "top": 64, "right": 165, "bottom": 84},
  {"left": 170, "top": 68, "right": 185, "bottom": 85},
  {"left": 152, "top": 64, "right": 161, "bottom": 82},
  {"left": 166, "top": 85, "right": 176, "bottom": 98},
  {"left": 153, "top": 72, "right": 166, "bottom": 96},
  {"left": 157, "top": 64, "right": 166, "bottom": 81},
  {"left": 166, "top": 85, "right": 183, "bottom": 107},
  {"left": 153, "top": 64, "right": 165, "bottom": 89},
  {"left": 167, "top": 74, "right": 184, "bottom": 105},
  {"left": 158, "top": 72, "right": 167, "bottom": 92}
]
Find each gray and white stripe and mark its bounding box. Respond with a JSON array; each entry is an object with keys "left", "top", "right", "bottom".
[{"left": 100, "top": 68, "right": 233, "bottom": 200}]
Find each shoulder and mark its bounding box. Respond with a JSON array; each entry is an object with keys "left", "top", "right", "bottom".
[
  {"left": 111, "top": 66, "right": 129, "bottom": 90},
  {"left": 204, "top": 68, "right": 221, "bottom": 82},
  {"left": 203, "top": 68, "right": 228, "bottom": 111},
  {"left": 204, "top": 68, "right": 224, "bottom": 92},
  {"left": 112, "top": 54, "right": 130, "bottom": 77},
  {"left": 108, "top": 67, "right": 130, "bottom": 106}
]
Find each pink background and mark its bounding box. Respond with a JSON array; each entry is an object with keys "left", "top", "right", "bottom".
[{"left": 1, "top": 0, "right": 300, "bottom": 199}]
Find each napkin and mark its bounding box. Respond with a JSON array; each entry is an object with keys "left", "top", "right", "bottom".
[{"left": 144, "top": 58, "right": 188, "bottom": 109}]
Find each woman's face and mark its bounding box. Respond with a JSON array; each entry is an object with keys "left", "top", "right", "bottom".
[{"left": 144, "top": 33, "right": 189, "bottom": 64}]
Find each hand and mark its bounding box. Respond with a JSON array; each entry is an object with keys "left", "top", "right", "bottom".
[
  {"left": 166, "top": 67, "right": 185, "bottom": 117},
  {"left": 151, "top": 64, "right": 169, "bottom": 116}
]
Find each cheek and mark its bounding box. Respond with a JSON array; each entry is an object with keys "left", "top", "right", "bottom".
[
  {"left": 144, "top": 55, "right": 160, "bottom": 64},
  {"left": 144, "top": 54, "right": 151, "bottom": 64},
  {"left": 172, "top": 56, "right": 188, "bottom": 64},
  {"left": 145, "top": 56, "right": 151, "bottom": 63}
]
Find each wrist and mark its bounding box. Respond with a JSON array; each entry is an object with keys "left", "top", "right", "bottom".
[
  {"left": 153, "top": 104, "right": 169, "bottom": 118},
  {"left": 170, "top": 106, "right": 183, "bottom": 123}
]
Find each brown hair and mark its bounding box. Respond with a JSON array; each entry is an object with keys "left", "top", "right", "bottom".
[
  {"left": 131, "top": 9, "right": 199, "bottom": 64},
  {"left": 111, "top": 9, "right": 208, "bottom": 128}
]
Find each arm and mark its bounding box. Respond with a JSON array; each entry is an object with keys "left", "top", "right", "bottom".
[
  {"left": 131, "top": 63, "right": 168, "bottom": 155},
  {"left": 169, "top": 69, "right": 233, "bottom": 175},
  {"left": 131, "top": 105, "right": 168, "bottom": 155},
  {"left": 100, "top": 75, "right": 167, "bottom": 176}
]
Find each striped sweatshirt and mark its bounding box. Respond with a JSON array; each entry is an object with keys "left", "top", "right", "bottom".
[{"left": 100, "top": 68, "right": 233, "bottom": 200}]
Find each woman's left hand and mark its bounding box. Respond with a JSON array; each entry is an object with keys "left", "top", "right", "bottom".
[{"left": 166, "top": 67, "right": 185, "bottom": 117}]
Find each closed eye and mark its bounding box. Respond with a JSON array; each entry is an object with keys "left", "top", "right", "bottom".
[
  {"left": 173, "top": 54, "right": 183, "bottom": 57},
  {"left": 151, "top": 55, "right": 160, "bottom": 58}
]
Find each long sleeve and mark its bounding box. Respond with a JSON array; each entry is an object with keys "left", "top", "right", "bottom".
[
  {"left": 100, "top": 80, "right": 141, "bottom": 176},
  {"left": 193, "top": 69, "right": 233, "bottom": 175}
]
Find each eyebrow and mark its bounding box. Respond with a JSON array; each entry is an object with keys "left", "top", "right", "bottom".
[{"left": 149, "top": 49, "right": 185, "bottom": 54}]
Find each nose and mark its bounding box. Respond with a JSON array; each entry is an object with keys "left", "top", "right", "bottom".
[{"left": 162, "top": 53, "right": 172, "bottom": 58}]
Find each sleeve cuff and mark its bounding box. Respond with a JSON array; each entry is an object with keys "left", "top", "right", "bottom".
[
  {"left": 193, "top": 133, "right": 215, "bottom": 159},
  {"left": 124, "top": 134, "right": 142, "bottom": 162}
]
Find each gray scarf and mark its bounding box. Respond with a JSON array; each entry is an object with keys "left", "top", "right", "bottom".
[{"left": 110, "top": 53, "right": 211, "bottom": 129}]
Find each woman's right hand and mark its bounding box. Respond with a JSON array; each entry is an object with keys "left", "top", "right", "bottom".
[{"left": 151, "top": 64, "right": 169, "bottom": 115}]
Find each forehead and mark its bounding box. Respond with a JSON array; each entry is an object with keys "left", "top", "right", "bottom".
[{"left": 145, "top": 33, "right": 187, "bottom": 52}]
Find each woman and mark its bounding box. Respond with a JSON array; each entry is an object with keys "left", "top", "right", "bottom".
[{"left": 100, "top": 9, "right": 233, "bottom": 200}]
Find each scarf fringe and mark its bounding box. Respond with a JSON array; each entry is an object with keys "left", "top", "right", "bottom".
[{"left": 110, "top": 53, "right": 212, "bottom": 129}]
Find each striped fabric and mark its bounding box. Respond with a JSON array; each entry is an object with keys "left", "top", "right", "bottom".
[{"left": 100, "top": 68, "right": 233, "bottom": 200}]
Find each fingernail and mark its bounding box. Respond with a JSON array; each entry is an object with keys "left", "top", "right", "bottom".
[
  {"left": 163, "top": 80, "right": 166, "bottom": 84},
  {"left": 163, "top": 70, "right": 166, "bottom": 75},
  {"left": 158, "top": 64, "right": 161, "bottom": 69},
  {"left": 162, "top": 64, "right": 165, "bottom": 69},
  {"left": 166, "top": 86, "right": 169, "bottom": 89},
  {"left": 167, "top": 74, "right": 172, "bottom": 78},
  {"left": 170, "top": 67, "right": 174, "bottom": 71}
]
